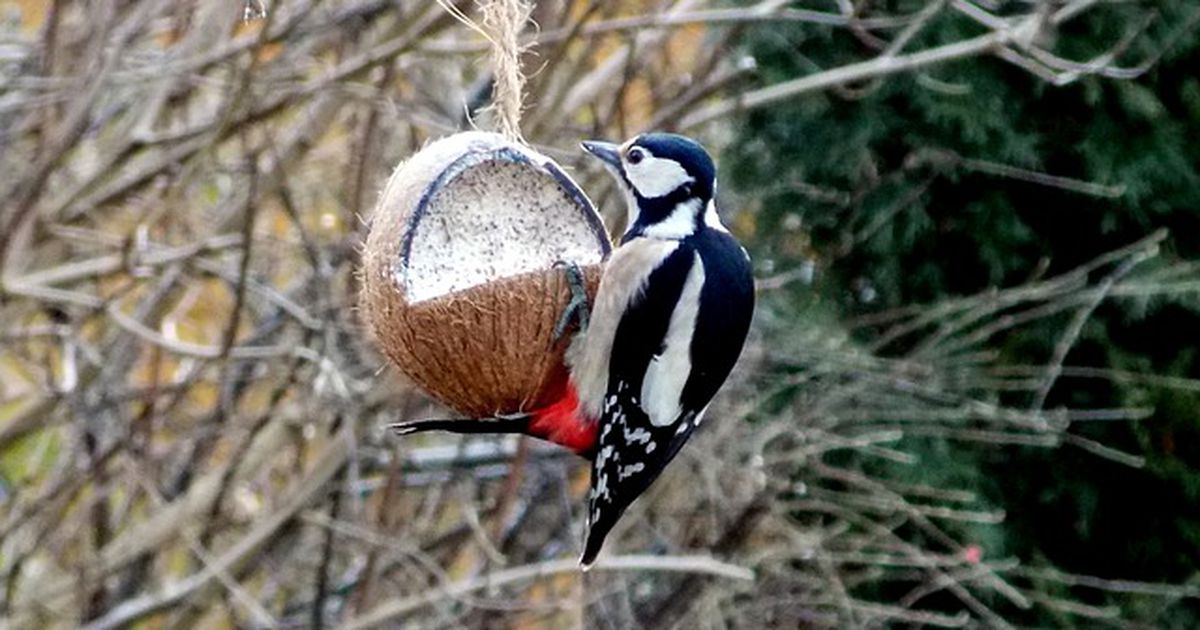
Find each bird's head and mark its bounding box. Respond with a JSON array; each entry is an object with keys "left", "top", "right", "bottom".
[{"left": 581, "top": 133, "right": 720, "bottom": 241}]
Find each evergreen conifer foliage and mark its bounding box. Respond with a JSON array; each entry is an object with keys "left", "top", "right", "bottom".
[{"left": 729, "top": 1, "right": 1200, "bottom": 625}]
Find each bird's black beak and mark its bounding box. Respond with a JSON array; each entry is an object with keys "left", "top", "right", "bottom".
[{"left": 580, "top": 140, "right": 622, "bottom": 169}]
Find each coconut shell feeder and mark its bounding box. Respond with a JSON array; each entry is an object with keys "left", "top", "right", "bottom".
[{"left": 360, "top": 131, "right": 610, "bottom": 417}]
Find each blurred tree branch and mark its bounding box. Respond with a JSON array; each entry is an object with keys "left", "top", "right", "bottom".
[{"left": 0, "top": 0, "right": 1196, "bottom": 627}]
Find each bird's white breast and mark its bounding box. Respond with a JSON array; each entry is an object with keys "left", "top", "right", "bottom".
[{"left": 567, "top": 239, "right": 680, "bottom": 419}]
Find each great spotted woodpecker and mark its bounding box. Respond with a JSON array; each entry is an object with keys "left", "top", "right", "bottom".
[{"left": 391, "top": 133, "right": 755, "bottom": 568}]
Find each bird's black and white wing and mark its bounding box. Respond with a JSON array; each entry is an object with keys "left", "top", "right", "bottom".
[{"left": 581, "top": 231, "right": 754, "bottom": 566}]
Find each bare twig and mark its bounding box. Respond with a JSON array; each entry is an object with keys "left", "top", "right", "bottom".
[
  {"left": 344, "top": 554, "right": 754, "bottom": 630},
  {"left": 77, "top": 429, "right": 352, "bottom": 630}
]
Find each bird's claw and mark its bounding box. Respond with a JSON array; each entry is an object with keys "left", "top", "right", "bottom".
[{"left": 554, "top": 260, "right": 590, "bottom": 340}]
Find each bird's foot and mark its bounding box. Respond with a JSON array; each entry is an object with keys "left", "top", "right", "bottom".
[{"left": 553, "top": 260, "right": 591, "bottom": 340}]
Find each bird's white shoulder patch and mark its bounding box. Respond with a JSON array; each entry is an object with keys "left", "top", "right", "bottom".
[
  {"left": 626, "top": 154, "right": 693, "bottom": 198},
  {"left": 704, "top": 199, "right": 729, "bottom": 232},
  {"left": 641, "top": 251, "right": 706, "bottom": 426}
]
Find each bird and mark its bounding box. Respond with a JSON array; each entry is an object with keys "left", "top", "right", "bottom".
[{"left": 391, "top": 133, "right": 755, "bottom": 568}]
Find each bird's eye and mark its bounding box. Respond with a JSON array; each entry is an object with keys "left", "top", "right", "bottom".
[{"left": 626, "top": 148, "right": 645, "bottom": 164}]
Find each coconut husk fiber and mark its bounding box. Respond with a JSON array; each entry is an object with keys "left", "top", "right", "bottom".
[{"left": 361, "top": 132, "right": 610, "bottom": 417}]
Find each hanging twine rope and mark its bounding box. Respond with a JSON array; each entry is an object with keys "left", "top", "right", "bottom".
[
  {"left": 481, "top": 0, "right": 532, "bottom": 142},
  {"left": 437, "top": 0, "right": 533, "bottom": 142}
]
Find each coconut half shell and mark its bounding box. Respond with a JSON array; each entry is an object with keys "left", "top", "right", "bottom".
[{"left": 361, "top": 132, "right": 610, "bottom": 417}]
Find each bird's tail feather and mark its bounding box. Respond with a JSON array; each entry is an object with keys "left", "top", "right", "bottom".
[{"left": 579, "top": 511, "right": 617, "bottom": 570}]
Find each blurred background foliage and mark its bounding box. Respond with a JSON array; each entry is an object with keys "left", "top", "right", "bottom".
[
  {"left": 1, "top": 0, "right": 1199, "bottom": 627},
  {"left": 731, "top": 0, "right": 1200, "bottom": 625}
]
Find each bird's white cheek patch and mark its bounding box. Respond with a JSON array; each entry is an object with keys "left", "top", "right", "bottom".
[{"left": 626, "top": 155, "right": 693, "bottom": 198}]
